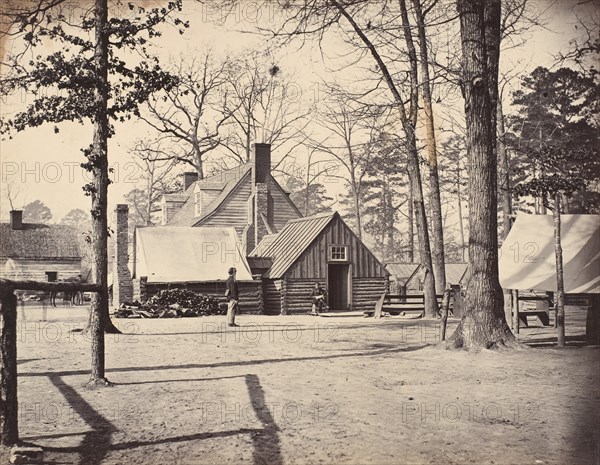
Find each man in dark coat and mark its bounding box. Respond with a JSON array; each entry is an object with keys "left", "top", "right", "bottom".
[{"left": 226, "top": 267, "right": 239, "bottom": 327}]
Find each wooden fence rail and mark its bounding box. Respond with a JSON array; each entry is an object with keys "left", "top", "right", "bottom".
[{"left": 0, "top": 279, "right": 101, "bottom": 446}]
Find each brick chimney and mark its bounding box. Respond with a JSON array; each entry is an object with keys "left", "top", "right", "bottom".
[
  {"left": 183, "top": 171, "right": 199, "bottom": 192},
  {"left": 10, "top": 210, "right": 23, "bottom": 230},
  {"left": 244, "top": 143, "right": 274, "bottom": 255},
  {"left": 113, "top": 204, "right": 133, "bottom": 306}
]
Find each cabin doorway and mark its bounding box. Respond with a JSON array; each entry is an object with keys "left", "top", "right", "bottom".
[{"left": 328, "top": 264, "right": 351, "bottom": 310}]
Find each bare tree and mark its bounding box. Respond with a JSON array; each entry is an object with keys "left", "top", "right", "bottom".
[
  {"left": 140, "top": 52, "right": 231, "bottom": 178},
  {"left": 222, "top": 51, "right": 312, "bottom": 165}
]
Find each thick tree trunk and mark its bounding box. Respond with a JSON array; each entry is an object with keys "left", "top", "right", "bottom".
[
  {"left": 0, "top": 290, "right": 18, "bottom": 446},
  {"left": 553, "top": 194, "right": 566, "bottom": 347},
  {"left": 413, "top": 0, "right": 446, "bottom": 294},
  {"left": 449, "top": 0, "right": 515, "bottom": 349}
]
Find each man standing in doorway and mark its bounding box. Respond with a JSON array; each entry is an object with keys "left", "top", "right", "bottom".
[{"left": 226, "top": 267, "right": 239, "bottom": 327}]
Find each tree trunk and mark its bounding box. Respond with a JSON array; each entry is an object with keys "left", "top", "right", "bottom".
[
  {"left": 0, "top": 290, "right": 18, "bottom": 446},
  {"left": 413, "top": 0, "right": 446, "bottom": 294},
  {"left": 456, "top": 164, "right": 466, "bottom": 262},
  {"left": 497, "top": 101, "right": 512, "bottom": 239},
  {"left": 407, "top": 187, "right": 415, "bottom": 262},
  {"left": 449, "top": 0, "right": 515, "bottom": 349},
  {"left": 88, "top": 0, "right": 111, "bottom": 385},
  {"left": 385, "top": 184, "right": 395, "bottom": 262},
  {"left": 553, "top": 194, "right": 565, "bottom": 347}
]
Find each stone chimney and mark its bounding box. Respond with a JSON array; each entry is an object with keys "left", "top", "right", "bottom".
[
  {"left": 10, "top": 210, "right": 23, "bottom": 230},
  {"left": 113, "top": 204, "right": 133, "bottom": 306},
  {"left": 183, "top": 171, "right": 199, "bottom": 192},
  {"left": 244, "top": 143, "right": 274, "bottom": 255}
]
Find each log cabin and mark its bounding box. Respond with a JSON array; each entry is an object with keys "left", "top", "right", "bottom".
[
  {"left": 117, "top": 143, "right": 389, "bottom": 314},
  {"left": 0, "top": 210, "right": 81, "bottom": 282}
]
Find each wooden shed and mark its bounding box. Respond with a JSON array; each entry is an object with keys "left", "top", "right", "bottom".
[
  {"left": 0, "top": 211, "right": 81, "bottom": 282},
  {"left": 250, "top": 212, "right": 389, "bottom": 314}
]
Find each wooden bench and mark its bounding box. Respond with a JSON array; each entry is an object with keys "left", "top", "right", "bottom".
[
  {"left": 365, "top": 293, "right": 452, "bottom": 318},
  {"left": 517, "top": 294, "right": 553, "bottom": 327}
]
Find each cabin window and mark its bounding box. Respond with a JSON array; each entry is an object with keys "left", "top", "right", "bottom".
[
  {"left": 329, "top": 245, "right": 348, "bottom": 261},
  {"left": 46, "top": 271, "right": 57, "bottom": 282}
]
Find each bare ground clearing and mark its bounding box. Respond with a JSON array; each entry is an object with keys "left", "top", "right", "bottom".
[{"left": 3, "top": 304, "right": 599, "bottom": 465}]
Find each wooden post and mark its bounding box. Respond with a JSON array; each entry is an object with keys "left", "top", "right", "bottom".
[
  {"left": 440, "top": 288, "right": 452, "bottom": 341},
  {"left": 0, "top": 288, "right": 18, "bottom": 446},
  {"left": 512, "top": 289, "right": 520, "bottom": 336}
]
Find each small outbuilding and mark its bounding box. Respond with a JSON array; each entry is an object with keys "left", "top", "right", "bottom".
[
  {"left": 0, "top": 210, "right": 81, "bottom": 282},
  {"left": 250, "top": 212, "right": 389, "bottom": 314}
]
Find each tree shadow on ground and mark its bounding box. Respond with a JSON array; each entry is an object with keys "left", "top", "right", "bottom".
[{"left": 37, "top": 374, "right": 283, "bottom": 465}]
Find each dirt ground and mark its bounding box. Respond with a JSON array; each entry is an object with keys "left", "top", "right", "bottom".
[{"left": 5, "top": 302, "right": 600, "bottom": 465}]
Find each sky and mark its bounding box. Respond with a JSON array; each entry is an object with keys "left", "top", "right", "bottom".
[{"left": 0, "top": 0, "right": 597, "bottom": 224}]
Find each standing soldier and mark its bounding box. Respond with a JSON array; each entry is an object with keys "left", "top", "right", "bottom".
[{"left": 225, "top": 267, "right": 239, "bottom": 327}]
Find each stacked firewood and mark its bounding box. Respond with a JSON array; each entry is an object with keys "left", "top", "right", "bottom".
[{"left": 114, "top": 288, "right": 227, "bottom": 318}]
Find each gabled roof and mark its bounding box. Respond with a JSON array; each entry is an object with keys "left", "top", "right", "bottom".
[
  {"left": 499, "top": 214, "right": 600, "bottom": 293},
  {"left": 135, "top": 226, "right": 253, "bottom": 282},
  {"left": 0, "top": 223, "right": 80, "bottom": 260},
  {"left": 445, "top": 263, "right": 468, "bottom": 285},
  {"left": 167, "top": 164, "right": 251, "bottom": 226},
  {"left": 250, "top": 233, "right": 279, "bottom": 257},
  {"left": 385, "top": 263, "right": 419, "bottom": 283},
  {"left": 250, "top": 212, "right": 336, "bottom": 279}
]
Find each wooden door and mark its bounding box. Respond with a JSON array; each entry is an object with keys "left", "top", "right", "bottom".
[{"left": 328, "top": 264, "right": 350, "bottom": 310}]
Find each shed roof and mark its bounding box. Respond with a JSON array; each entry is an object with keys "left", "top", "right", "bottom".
[
  {"left": 499, "top": 214, "right": 600, "bottom": 293},
  {"left": 385, "top": 263, "right": 419, "bottom": 283},
  {"left": 135, "top": 226, "right": 253, "bottom": 282},
  {"left": 445, "top": 263, "right": 468, "bottom": 285},
  {"left": 0, "top": 223, "right": 80, "bottom": 260},
  {"left": 250, "top": 212, "right": 335, "bottom": 279}
]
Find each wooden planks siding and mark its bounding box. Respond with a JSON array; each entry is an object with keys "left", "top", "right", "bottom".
[
  {"left": 268, "top": 177, "right": 302, "bottom": 231},
  {"left": 201, "top": 179, "right": 253, "bottom": 236},
  {"left": 1, "top": 258, "right": 81, "bottom": 282},
  {"left": 287, "top": 216, "right": 387, "bottom": 279}
]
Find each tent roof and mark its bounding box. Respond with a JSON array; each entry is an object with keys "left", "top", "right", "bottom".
[
  {"left": 135, "top": 226, "right": 253, "bottom": 283},
  {"left": 499, "top": 214, "right": 600, "bottom": 293}
]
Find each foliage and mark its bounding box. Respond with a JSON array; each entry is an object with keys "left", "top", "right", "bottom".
[
  {"left": 61, "top": 208, "right": 90, "bottom": 229},
  {"left": 22, "top": 199, "right": 52, "bottom": 223},
  {"left": 286, "top": 176, "right": 333, "bottom": 217}
]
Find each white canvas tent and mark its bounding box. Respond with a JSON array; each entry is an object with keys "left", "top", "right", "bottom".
[
  {"left": 133, "top": 227, "right": 253, "bottom": 283},
  {"left": 499, "top": 214, "right": 600, "bottom": 293}
]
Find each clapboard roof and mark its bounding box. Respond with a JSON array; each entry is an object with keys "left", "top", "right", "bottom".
[
  {"left": 499, "top": 214, "right": 600, "bottom": 293},
  {"left": 134, "top": 226, "right": 253, "bottom": 282},
  {"left": 405, "top": 262, "right": 468, "bottom": 288},
  {"left": 0, "top": 223, "right": 80, "bottom": 260}
]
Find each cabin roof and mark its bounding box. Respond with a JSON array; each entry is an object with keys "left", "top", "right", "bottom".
[
  {"left": 385, "top": 263, "right": 419, "bottom": 283},
  {"left": 0, "top": 223, "right": 81, "bottom": 260},
  {"left": 250, "top": 212, "right": 336, "bottom": 279}
]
